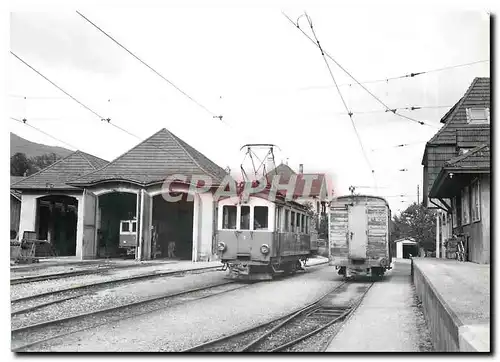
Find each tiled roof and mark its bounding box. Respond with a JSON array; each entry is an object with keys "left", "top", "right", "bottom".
[
  {"left": 11, "top": 151, "right": 109, "bottom": 190},
  {"left": 445, "top": 144, "right": 490, "bottom": 170},
  {"left": 69, "top": 128, "right": 228, "bottom": 186},
  {"left": 428, "top": 77, "right": 490, "bottom": 145},
  {"left": 11, "top": 176, "right": 25, "bottom": 185},
  {"left": 79, "top": 151, "right": 109, "bottom": 169},
  {"left": 10, "top": 176, "right": 24, "bottom": 200},
  {"left": 266, "top": 163, "right": 328, "bottom": 198},
  {"left": 266, "top": 163, "right": 296, "bottom": 183}
]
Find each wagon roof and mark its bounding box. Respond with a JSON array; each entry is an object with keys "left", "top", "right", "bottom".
[{"left": 331, "top": 194, "right": 390, "bottom": 208}]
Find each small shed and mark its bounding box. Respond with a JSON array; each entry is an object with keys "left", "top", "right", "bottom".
[{"left": 394, "top": 238, "right": 419, "bottom": 259}]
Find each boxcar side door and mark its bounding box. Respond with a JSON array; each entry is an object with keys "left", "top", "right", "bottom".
[{"left": 347, "top": 203, "right": 368, "bottom": 260}]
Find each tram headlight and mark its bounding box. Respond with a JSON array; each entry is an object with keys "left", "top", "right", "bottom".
[
  {"left": 379, "top": 258, "right": 388, "bottom": 268},
  {"left": 217, "top": 242, "right": 226, "bottom": 252},
  {"left": 260, "top": 244, "right": 270, "bottom": 255}
]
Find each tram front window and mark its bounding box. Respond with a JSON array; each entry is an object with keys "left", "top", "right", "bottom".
[
  {"left": 254, "top": 206, "right": 268, "bottom": 230},
  {"left": 240, "top": 206, "right": 250, "bottom": 230},
  {"left": 121, "top": 221, "right": 130, "bottom": 232},
  {"left": 223, "top": 205, "right": 237, "bottom": 229}
]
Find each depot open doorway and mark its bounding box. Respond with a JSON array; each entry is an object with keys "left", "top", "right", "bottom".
[
  {"left": 97, "top": 192, "right": 138, "bottom": 258},
  {"left": 36, "top": 195, "right": 78, "bottom": 256},
  {"left": 151, "top": 193, "right": 194, "bottom": 260}
]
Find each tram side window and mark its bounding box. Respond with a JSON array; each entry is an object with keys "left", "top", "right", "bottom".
[
  {"left": 291, "top": 211, "right": 296, "bottom": 232},
  {"left": 284, "top": 210, "right": 290, "bottom": 232},
  {"left": 223, "top": 205, "right": 237, "bottom": 229},
  {"left": 296, "top": 213, "right": 301, "bottom": 233},
  {"left": 305, "top": 216, "right": 309, "bottom": 234},
  {"left": 121, "top": 221, "right": 130, "bottom": 233},
  {"left": 240, "top": 206, "right": 251, "bottom": 230},
  {"left": 301, "top": 214, "right": 305, "bottom": 233},
  {"left": 132, "top": 221, "right": 137, "bottom": 233},
  {"left": 254, "top": 206, "right": 268, "bottom": 230}
]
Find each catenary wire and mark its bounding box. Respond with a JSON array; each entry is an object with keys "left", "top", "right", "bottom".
[
  {"left": 300, "top": 60, "right": 490, "bottom": 90},
  {"left": 11, "top": 51, "right": 142, "bottom": 140},
  {"left": 10, "top": 117, "right": 78, "bottom": 150},
  {"left": 76, "top": 11, "right": 223, "bottom": 122},
  {"left": 283, "top": 12, "right": 440, "bottom": 129},
  {"left": 304, "top": 13, "right": 378, "bottom": 192}
]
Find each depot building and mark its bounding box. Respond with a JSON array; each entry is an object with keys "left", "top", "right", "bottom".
[{"left": 11, "top": 128, "right": 229, "bottom": 262}]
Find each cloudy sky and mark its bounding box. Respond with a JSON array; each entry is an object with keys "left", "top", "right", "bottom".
[{"left": 8, "top": 5, "right": 490, "bottom": 213}]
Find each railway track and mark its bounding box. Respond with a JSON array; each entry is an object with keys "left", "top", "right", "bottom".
[
  {"left": 12, "top": 280, "right": 248, "bottom": 352},
  {"left": 11, "top": 260, "right": 328, "bottom": 313},
  {"left": 10, "top": 260, "right": 186, "bottom": 285},
  {"left": 182, "top": 280, "right": 374, "bottom": 352},
  {"left": 11, "top": 264, "right": 223, "bottom": 308}
]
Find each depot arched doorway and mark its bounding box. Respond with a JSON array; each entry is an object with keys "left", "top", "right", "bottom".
[
  {"left": 36, "top": 195, "right": 78, "bottom": 256},
  {"left": 151, "top": 192, "right": 194, "bottom": 260},
  {"left": 97, "top": 191, "right": 138, "bottom": 258}
]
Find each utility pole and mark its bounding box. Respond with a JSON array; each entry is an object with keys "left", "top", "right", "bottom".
[
  {"left": 417, "top": 185, "right": 420, "bottom": 205},
  {"left": 436, "top": 212, "right": 440, "bottom": 259}
]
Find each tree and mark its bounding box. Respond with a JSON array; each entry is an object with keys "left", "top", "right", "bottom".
[
  {"left": 30, "top": 152, "right": 60, "bottom": 173},
  {"left": 391, "top": 202, "right": 437, "bottom": 252},
  {"left": 10, "top": 152, "right": 61, "bottom": 176},
  {"left": 10, "top": 153, "right": 32, "bottom": 176}
]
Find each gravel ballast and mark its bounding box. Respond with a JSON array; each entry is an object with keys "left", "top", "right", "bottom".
[{"left": 22, "top": 264, "right": 337, "bottom": 352}]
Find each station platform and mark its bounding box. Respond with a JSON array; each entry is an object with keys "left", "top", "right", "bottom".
[
  {"left": 411, "top": 257, "right": 490, "bottom": 352},
  {"left": 326, "top": 258, "right": 433, "bottom": 352}
]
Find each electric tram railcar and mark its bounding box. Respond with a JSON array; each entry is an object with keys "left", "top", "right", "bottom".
[
  {"left": 329, "top": 195, "right": 392, "bottom": 279},
  {"left": 216, "top": 193, "right": 314, "bottom": 281},
  {"left": 119, "top": 219, "right": 138, "bottom": 257}
]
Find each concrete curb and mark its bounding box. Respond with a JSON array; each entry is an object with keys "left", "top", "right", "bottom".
[
  {"left": 411, "top": 258, "right": 490, "bottom": 352},
  {"left": 458, "top": 324, "right": 490, "bottom": 352}
]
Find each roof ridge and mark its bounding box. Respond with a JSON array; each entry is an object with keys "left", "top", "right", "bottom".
[
  {"left": 10, "top": 151, "right": 79, "bottom": 188},
  {"left": 75, "top": 150, "right": 96, "bottom": 170},
  {"left": 69, "top": 129, "right": 166, "bottom": 183},
  {"left": 428, "top": 78, "right": 483, "bottom": 144},
  {"left": 166, "top": 130, "right": 220, "bottom": 181},
  {"left": 78, "top": 150, "right": 109, "bottom": 169}
]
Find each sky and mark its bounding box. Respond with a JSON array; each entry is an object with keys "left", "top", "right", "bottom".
[{"left": 7, "top": 5, "right": 490, "bottom": 214}]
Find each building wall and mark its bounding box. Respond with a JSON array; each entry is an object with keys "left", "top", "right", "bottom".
[
  {"left": 19, "top": 191, "right": 83, "bottom": 247},
  {"left": 11, "top": 196, "right": 21, "bottom": 237},
  {"left": 451, "top": 174, "right": 490, "bottom": 264}
]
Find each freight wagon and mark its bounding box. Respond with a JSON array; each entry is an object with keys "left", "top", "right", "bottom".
[{"left": 328, "top": 195, "right": 392, "bottom": 278}]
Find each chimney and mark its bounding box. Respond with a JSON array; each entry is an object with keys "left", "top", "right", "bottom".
[{"left": 299, "top": 164, "right": 303, "bottom": 174}]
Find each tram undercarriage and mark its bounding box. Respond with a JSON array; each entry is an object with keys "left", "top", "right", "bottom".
[{"left": 224, "top": 258, "right": 307, "bottom": 281}]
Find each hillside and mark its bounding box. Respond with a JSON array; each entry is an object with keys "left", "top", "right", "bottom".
[{"left": 10, "top": 133, "right": 73, "bottom": 158}]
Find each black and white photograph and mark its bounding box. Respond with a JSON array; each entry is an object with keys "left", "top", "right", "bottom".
[{"left": 5, "top": 0, "right": 491, "bottom": 354}]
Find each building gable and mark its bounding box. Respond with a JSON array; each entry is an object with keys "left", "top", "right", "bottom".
[{"left": 69, "top": 128, "right": 228, "bottom": 186}]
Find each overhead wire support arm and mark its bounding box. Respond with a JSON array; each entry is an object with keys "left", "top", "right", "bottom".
[{"left": 282, "top": 12, "right": 439, "bottom": 129}]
